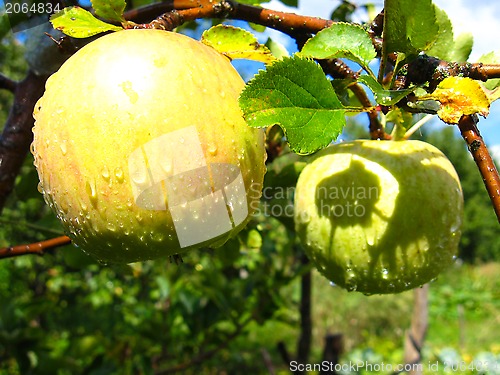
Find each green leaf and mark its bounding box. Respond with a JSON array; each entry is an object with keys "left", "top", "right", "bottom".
[
  {"left": 265, "top": 37, "right": 289, "bottom": 59},
  {"left": 426, "top": 6, "right": 453, "bottom": 61},
  {"left": 201, "top": 25, "right": 276, "bottom": 63},
  {"left": 300, "top": 23, "right": 376, "bottom": 71},
  {"left": 357, "top": 75, "right": 414, "bottom": 106},
  {"left": 50, "top": 6, "right": 122, "bottom": 38},
  {"left": 383, "top": 0, "right": 438, "bottom": 56},
  {"left": 426, "top": 6, "right": 473, "bottom": 62},
  {"left": 91, "top": 0, "right": 126, "bottom": 23},
  {"left": 239, "top": 56, "right": 346, "bottom": 155}
]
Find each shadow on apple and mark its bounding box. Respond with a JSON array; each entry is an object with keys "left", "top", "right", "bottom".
[{"left": 307, "top": 141, "right": 463, "bottom": 294}]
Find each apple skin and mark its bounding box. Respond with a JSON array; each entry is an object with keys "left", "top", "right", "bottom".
[
  {"left": 294, "top": 140, "right": 463, "bottom": 294},
  {"left": 32, "top": 30, "right": 266, "bottom": 263}
]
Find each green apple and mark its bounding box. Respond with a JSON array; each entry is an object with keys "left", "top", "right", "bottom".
[
  {"left": 294, "top": 140, "right": 463, "bottom": 294},
  {"left": 32, "top": 29, "right": 266, "bottom": 263}
]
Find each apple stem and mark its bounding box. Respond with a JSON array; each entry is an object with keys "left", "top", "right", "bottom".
[
  {"left": 403, "top": 114, "right": 434, "bottom": 139},
  {"left": 458, "top": 115, "right": 500, "bottom": 223}
]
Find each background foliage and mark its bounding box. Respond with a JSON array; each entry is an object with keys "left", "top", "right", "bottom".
[{"left": 0, "top": 0, "right": 499, "bottom": 374}]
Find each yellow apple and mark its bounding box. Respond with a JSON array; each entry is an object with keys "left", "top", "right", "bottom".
[
  {"left": 32, "top": 29, "right": 266, "bottom": 263},
  {"left": 294, "top": 140, "right": 463, "bottom": 294}
]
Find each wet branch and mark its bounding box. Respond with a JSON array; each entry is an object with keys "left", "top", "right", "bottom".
[
  {"left": 0, "top": 235, "right": 71, "bottom": 259},
  {"left": 406, "top": 56, "right": 500, "bottom": 89},
  {"left": 0, "top": 73, "right": 18, "bottom": 93},
  {"left": 129, "top": 0, "right": 334, "bottom": 37},
  {"left": 0, "top": 70, "right": 46, "bottom": 213},
  {"left": 458, "top": 115, "right": 500, "bottom": 223}
]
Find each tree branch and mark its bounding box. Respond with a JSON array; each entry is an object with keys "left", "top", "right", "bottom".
[
  {"left": 458, "top": 115, "right": 500, "bottom": 223},
  {"left": 0, "top": 73, "right": 18, "bottom": 93},
  {"left": 0, "top": 70, "right": 46, "bottom": 214},
  {"left": 129, "top": 0, "right": 334, "bottom": 37},
  {"left": 0, "top": 235, "right": 71, "bottom": 259},
  {"left": 319, "top": 59, "right": 389, "bottom": 140}
]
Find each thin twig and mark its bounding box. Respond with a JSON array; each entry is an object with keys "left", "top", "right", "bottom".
[
  {"left": 0, "top": 235, "right": 71, "bottom": 259},
  {"left": 458, "top": 115, "right": 500, "bottom": 223}
]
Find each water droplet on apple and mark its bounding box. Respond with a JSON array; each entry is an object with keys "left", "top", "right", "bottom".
[
  {"left": 131, "top": 166, "right": 148, "bottom": 186},
  {"left": 85, "top": 180, "right": 98, "bottom": 207},
  {"left": 365, "top": 226, "right": 376, "bottom": 246},
  {"left": 101, "top": 166, "right": 110, "bottom": 181},
  {"left": 60, "top": 141, "right": 67, "bottom": 155},
  {"left": 207, "top": 144, "right": 218, "bottom": 156},
  {"left": 114, "top": 167, "right": 124, "bottom": 183},
  {"left": 382, "top": 268, "right": 389, "bottom": 279}
]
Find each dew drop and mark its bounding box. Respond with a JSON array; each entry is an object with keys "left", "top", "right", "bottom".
[
  {"left": 207, "top": 144, "right": 218, "bottom": 156},
  {"left": 382, "top": 268, "right": 389, "bottom": 280},
  {"left": 101, "top": 166, "right": 110, "bottom": 181},
  {"left": 37, "top": 182, "right": 44, "bottom": 194},
  {"left": 365, "top": 226, "right": 376, "bottom": 246},
  {"left": 60, "top": 141, "right": 67, "bottom": 155},
  {"left": 85, "top": 180, "right": 98, "bottom": 207},
  {"left": 115, "top": 167, "right": 124, "bottom": 183}
]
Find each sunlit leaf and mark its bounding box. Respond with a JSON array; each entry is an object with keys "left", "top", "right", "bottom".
[
  {"left": 239, "top": 56, "right": 346, "bottom": 154},
  {"left": 202, "top": 25, "right": 276, "bottom": 63},
  {"left": 265, "top": 37, "right": 289, "bottom": 59},
  {"left": 422, "top": 77, "right": 490, "bottom": 124},
  {"left": 50, "top": 6, "right": 122, "bottom": 38},
  {"left": 300, "top": 23, "right": 376, "bottom": 71},
  {"left": 427, "top": 6, "right": 472, "bottom": 62},
  {"left": 384, "top": 0, "right": 438, "bottom": 56},
  {"left": 91, "top": 0, "right": 126, "bottom": 23}
]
